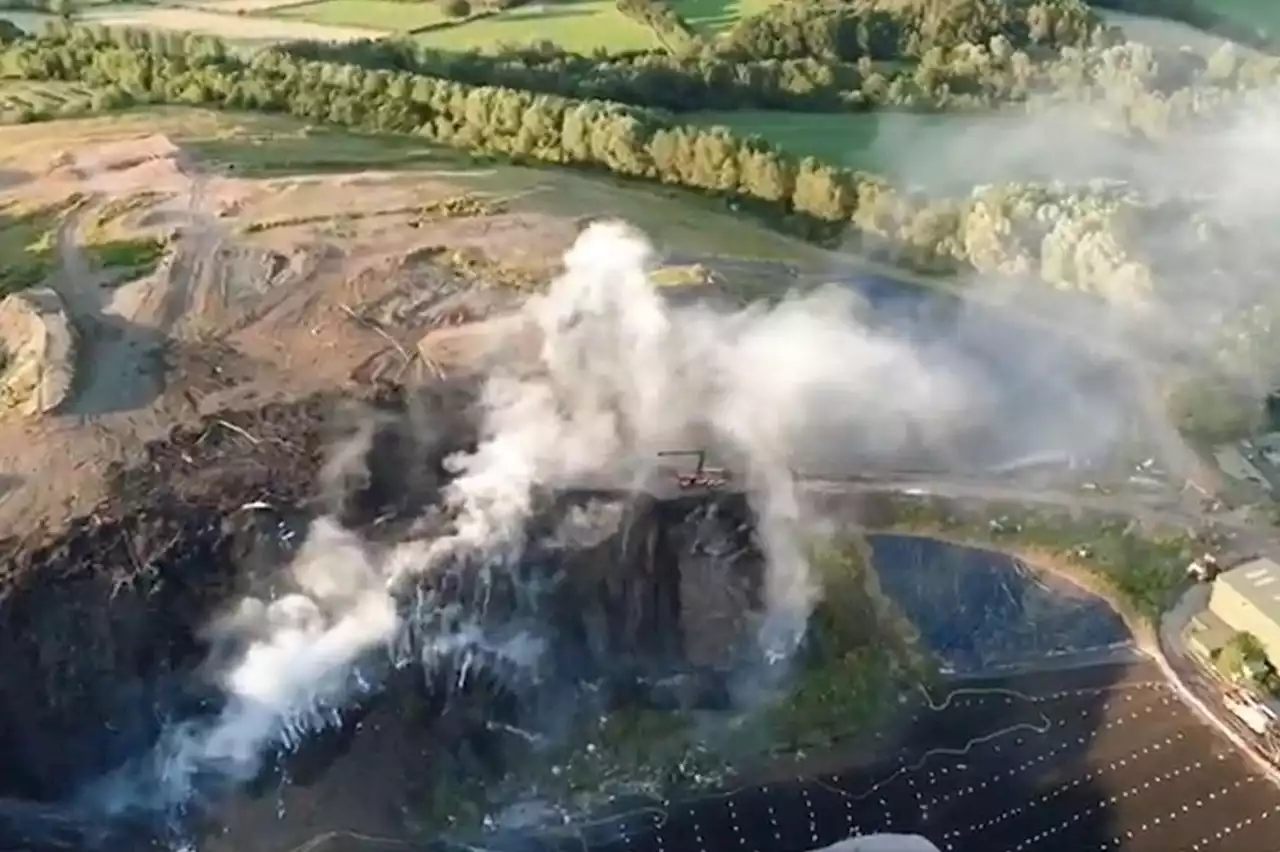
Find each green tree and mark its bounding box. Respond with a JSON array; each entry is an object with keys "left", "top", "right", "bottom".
[
  {"left": 1218, "top": 631, "right": 1270, "bottom": 683},
  {"left": 443, "top": 0, "right": 470, "bottom": 18},
  {"left": 47, "top": 0, "right": 76, "bottom": 21}
]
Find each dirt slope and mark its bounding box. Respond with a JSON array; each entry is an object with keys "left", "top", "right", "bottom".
[{"left": 0, "top": 132, "right": 581, "bottom": 538}]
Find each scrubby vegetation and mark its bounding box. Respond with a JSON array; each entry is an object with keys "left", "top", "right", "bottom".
[
  {"left": 415, "top": 537, "right": 925, "bottom": 835},
  {"left": 0, "top": 197, "right": 169, "bottom": 296},
  {"left": 1216, "top": 630, "right": 1269, "bottom": 682},
  {"left": 0, "top": 204, "right": 65, "bottom": 295}
]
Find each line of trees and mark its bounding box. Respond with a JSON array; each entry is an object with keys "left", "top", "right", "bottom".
[
  {"left": 0, "top": 26, "right": 872, "bottom": 224},
  {"left": 9, "top": 24, "right": 1280, "bottom": 327},
  {"left": 715, "top": 0, "right": 1102, "bottom": 62},
  {"left": 0, "top": 24, "right": 1179, "bottom": 300},
  {"left": 276, "top": 0, "right": 1114, "bottom": 114},
  {"left": 614, "top": 0, "right": 699, "bottom": 56},
  {"left": 276, "top": 28, "right": 1280, "bottom": 139}
]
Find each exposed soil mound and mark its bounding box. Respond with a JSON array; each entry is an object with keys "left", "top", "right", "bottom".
[
  {"left": 0, "top": 286, "right": 76, "bottom": 417},
  {"left": 46, "top": 135, "right": 196, "bottom": 191},
  {"left": 364, "top": 246, "right": 527, "bottom": 333},
  {"left": 141, "top": 233, "right": 333, "bottom": 336},
  {"left": 0, "top": 382, "right": 767, "bottom": 850}
]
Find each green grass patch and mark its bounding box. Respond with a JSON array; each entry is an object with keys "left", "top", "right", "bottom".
[
  {"left": 1203, "top": 0, "right": 1280, "bottom": 39},
  {"left": 87, "top": 236, "right": 166, "bottom": 272},
  {"left": 759, "top": 542, "right": 927, "bottom": 755},
  {"left": 168, "top": 114, "right": 831, "bottom": 263},
  {"left": 0, "top": 200, "right": 167, "bottom": 295},
  {"left": 506, "top": 168, "right": 828, "bottom": 263},
  {"left": 0, "top": 205, "right": 61, "bottom": 295},
  {"left": 274, "top": 0, "right": 449, "bottom": 31},
  {"left": 412, "top": 0, "right": 658, "bottom": 53},
  {"left": 687, "top": 109, "right": 1131, "bottom": 194},
  {"left": 671, "top": 0, "right": 776, "bottom": 35},
  {"left": 178, "top": 124, "right": 472, "bottom": 175},
  {"left": 1100, "top": 9, "right": 1252, "bottom": 53},
  {"left": 689, "top": 111, "right": 888, "bottom": 168}
]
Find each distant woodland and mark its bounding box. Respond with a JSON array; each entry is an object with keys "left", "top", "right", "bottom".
[{"left": 0, "top": 0, "right": 1278, "bottom": 314}]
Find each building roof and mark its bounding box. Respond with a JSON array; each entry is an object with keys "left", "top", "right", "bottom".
[
  {"left": 1214, "top": 445, "right": 1272, "bottom": 490},
  {"left": 1189, "top": 608, "right": 1235, "bottom": 653},
  {"left": 1218, "top": 557, "right": 1280, "bottom": 628}
]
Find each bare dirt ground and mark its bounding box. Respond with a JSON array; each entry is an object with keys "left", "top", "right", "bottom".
[
  {"left": 3, "top": 4, "right": 389, "bottom": 41},
  {"left": 0, "top": 131, "right": 584, "bottom": 540},
  {"left": 164, "top": 0, "right": 320, "bottom": 13}
]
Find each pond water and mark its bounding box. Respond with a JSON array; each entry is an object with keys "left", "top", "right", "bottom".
[{"left": 868, "top": 534, "right": 1131, "bottom": 674}]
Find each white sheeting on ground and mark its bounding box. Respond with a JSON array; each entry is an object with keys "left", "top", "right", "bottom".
[{"left": 811, "top": 835, "right": 941, "bottom": 852}]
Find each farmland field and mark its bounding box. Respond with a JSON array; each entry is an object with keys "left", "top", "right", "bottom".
[
  {"left": 411, "top": 0, "right": 658, "bottom": 52},
  {"left": 79, "top": 5, "right": 387, "bottom": 39},
  {"left": 274, "top": 0, "right": 449, "bottom": 32},
  {"left": 1, "top": 3, "right": 388, "bottom": 41},
  {"left": 171, "top": 0, "right": 319, "bottom": 11}
]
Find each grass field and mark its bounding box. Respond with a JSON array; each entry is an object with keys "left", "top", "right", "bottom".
[
  {"left": 1206, "top": 0, "right": 1280, "bottom": 38},
  {"left": 411, "top": 0, "right": 658, "bottom": 52},
  {"left": 406, "top": 0, "right": 778, "bottom": 52},
  {"left": 673, "top": 0, "right": 775, "bottom": 35},
  {"left": 274, "top": 0, "right": 448, "bottom": 32},
  {"left": 1100, "top": 9, "right": 1254, "bottom": 54},
  {"left": 687, "top": 109, "right": 1149, "bottom": 193}
]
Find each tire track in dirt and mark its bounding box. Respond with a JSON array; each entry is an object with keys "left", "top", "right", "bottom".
[{"left": 52, "top": 201, "right": 165, "bottom": 416}]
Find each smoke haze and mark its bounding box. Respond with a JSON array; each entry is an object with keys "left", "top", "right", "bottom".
[{"left": 81, "top": 220, "right": 984, "bottom": 825}]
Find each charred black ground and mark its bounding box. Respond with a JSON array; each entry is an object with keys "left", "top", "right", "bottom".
[{"left": 0, "top": 382, "right": 773, "bottom": 851}]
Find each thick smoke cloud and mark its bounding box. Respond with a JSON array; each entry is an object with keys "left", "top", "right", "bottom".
[
  {"left": 415, "top": 221, "right": 966, "bottom": 651},
  {"left": 867, "top": 74, "right": 1280, "bottom": 384},
  {"left": 82, "top": 221, "right": 972, "bottom": 825}
]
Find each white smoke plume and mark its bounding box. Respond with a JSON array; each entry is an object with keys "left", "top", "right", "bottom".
[
  {"left": 415, "top": 221, "right": 966, "bottom": 656},
  {"left": 84, "top": 221, "right": 968, "bottom": 818}
]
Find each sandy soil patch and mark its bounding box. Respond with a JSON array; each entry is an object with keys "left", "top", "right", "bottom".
[
  {"left": 0, "top": 287, "right": 76, "bottom": 418},
  {"left": 166, "top": 0, "right": 318, "bottom": 12},
  {"left": 79, "top": 5, "right": 389, "bottom": 41}
]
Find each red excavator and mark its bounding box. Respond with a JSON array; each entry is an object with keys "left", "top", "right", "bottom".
[{"left": 657, "top": 450, "right": 731, "bottom": 490}]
